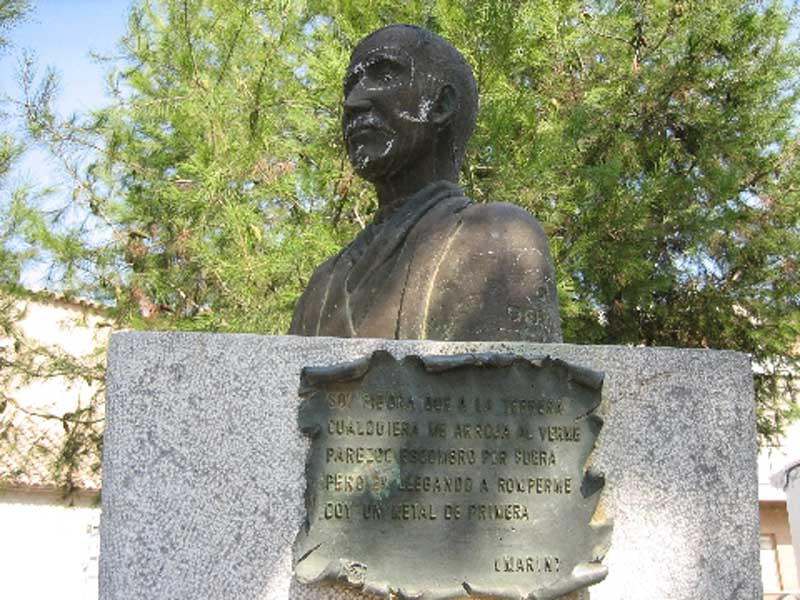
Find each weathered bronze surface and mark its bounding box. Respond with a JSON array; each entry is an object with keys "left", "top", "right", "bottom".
[
  {"left": 289, "top": 25, "right": 562, "bottom": 342},
  {"left": 294, "top": 351, "right": 611, "bottom": 599}
]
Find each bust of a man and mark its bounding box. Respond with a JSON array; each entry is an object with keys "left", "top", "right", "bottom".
[{"left": 290, "top": 25, "right": 562, "bottom": 342}]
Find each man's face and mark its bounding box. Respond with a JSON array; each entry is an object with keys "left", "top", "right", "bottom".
[{"left": 342, "top": 30, "right": 440, "bottom": 182}]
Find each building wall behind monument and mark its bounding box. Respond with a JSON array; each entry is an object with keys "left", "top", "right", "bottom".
[
  {"left": 0, "top": 296, "right": 106, "bottom": 600},
  {"left": 760, "top": 421, "right": 800, "bottom": 598},
  {"left": 0, "top": 489, "right": 100, "bottom": 599}
]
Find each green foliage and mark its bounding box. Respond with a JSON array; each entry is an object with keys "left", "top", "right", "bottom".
[
  {"left": 15, "top": 0, "right": 352, "bottom": 333},
  {"left": 0, "top": 0, "right": 28, "bottom": 50},
  {"left": 1, "top": 0, "right": 106, "bottom": 492},
  {"left": 0, "top": 0, "right": 30, "bottom": 284},
  {"left": 3, "top": 0, "right": 799, "bottom": 442}
]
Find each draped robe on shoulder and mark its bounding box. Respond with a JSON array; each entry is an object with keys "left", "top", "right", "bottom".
[{"left": 289, "top": 180, "right": 562, "bottom": 342}]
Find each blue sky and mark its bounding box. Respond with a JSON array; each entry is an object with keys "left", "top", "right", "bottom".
[
  {"left": 0, "top": 1, "right": 132, "bottom": 288},
  {"left": 1, "top": 0, "right": 131, "bottom": 115},
  {"left": 1, "top": 0, "right": 132, "bottom": 183}
]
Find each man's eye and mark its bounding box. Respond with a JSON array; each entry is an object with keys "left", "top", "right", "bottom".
[
  {"left": 369, "top": 61, "right": 400, "bottom": 83},
  {"left": 378, "top": 65, "right": 395, "bottom": 81}
]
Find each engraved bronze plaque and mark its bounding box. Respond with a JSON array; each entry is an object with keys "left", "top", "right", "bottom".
[{"left": 294, "top": 352, "right": 611, "bottom": 599}]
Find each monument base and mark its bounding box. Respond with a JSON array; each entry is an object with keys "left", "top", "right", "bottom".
[{"left": 100, "top": 333, "right": 761, "bottom": 600}]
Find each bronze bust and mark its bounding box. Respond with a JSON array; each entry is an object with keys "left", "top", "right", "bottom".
[{"left": 290, "top": 25, "right": 562, "bottom": 342}]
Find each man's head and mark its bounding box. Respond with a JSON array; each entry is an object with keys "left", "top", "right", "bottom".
[{"left": 342, "top": 25, "right": 478, "bottom": 185}]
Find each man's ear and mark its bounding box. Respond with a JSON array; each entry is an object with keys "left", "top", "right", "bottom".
[{"left": 431, "top": 84, "right": 459, "bottom": 126}]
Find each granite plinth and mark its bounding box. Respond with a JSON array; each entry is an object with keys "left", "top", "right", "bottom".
[{"left": 100, "top": 333, "right": 761, "bottom": 600}]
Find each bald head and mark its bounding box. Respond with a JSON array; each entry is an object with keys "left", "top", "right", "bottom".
[{"left": 345, "top": 25, "right": 479, "bottom": 176}]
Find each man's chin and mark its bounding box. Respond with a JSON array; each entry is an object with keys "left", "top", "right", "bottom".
[{"left": 350, "top": 153, "right": 394, "bottom": 182}]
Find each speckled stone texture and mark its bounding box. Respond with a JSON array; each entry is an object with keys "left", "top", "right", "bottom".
[{"left": 100, "top": 333, "right": 761, "bottom": 600}]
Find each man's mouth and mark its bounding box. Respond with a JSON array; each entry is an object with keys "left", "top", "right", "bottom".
[{"left": 344, "top": 118, "right": 393, "bottom": 140}]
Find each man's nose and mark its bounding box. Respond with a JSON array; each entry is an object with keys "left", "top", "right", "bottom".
[{"left": 343, "top": 89, "right": 372, "bottom": 117}]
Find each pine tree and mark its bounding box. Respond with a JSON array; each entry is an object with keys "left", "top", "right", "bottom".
[{"left": 6, "top": 0, "right": 799, "bottom": 441}]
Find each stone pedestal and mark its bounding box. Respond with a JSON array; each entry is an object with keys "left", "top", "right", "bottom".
[{"left": 100, "top": 333, "right": 761, "bottom": 599}]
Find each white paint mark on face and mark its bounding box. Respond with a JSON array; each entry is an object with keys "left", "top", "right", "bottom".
[
  {"left": 419, "top": 98, "right": 433, "bottom": 119},
  {"left": 381, "top": 139, "right": 394, "bottom": 156},
  {"left": 354, "top": 144, "right": 370, "bottom": 169},
  {"left": 397, "top": 111, "right": 422, "bottom": 122},
  {"left": 345, "top": 46, "right": 413, "bottom": 94},
  {"left": 397, "top": 97, "right": 434, "bottom": 123}
]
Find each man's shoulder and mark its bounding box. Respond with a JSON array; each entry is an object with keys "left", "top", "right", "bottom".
[
  {"left": 454, "top": 201, "right": 550, "bottom": 250},
  {"left": 300, "top": 251, "right": 343, "bottom": 297},
  {"left": 406, "top": 198, "right": 562, "bottom": 342},
  {"left": 459, "top": 200, "right": 544, "bottom": 226}
]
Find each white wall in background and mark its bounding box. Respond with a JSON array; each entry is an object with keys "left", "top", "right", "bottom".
[{"left": 0, "top": 490, "right": 100, "bottom": 600}]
